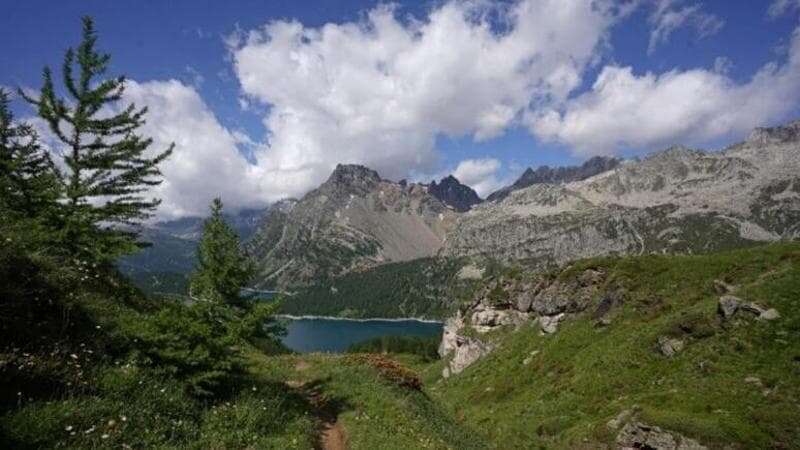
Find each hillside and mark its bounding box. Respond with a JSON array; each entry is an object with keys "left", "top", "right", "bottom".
[
  {"left": 443, "top": 121, "right": 800, "bottom": 268},
  {"left": 280, "top": 257, "right": 477, "bottom": 319},
  {"left": 119, "top": 207, "right": 266, "bottom": 294},
  {"left": 427, "top": 242, "right": 800, "bottom": 449},
  {"left": 246, "top": 165, "right": 459, "bottom": 288}
]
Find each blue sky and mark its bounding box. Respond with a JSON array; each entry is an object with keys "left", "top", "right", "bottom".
[{"left": 2, "top": 0, "right": 799, "bottom": 217}]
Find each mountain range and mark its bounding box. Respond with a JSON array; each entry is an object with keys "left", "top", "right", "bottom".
[{"left": 127, "top": 119, "right": 799, "bottom": 295}]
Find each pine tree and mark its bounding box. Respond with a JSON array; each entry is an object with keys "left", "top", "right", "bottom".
[
  {"left": 0, "top": 88, "right": 61, "bottom": 221},
  {"left": 190, "top": 197, "right": 254, "bottom": 306},
  {"left": 20, "top": 17, "right": 173, "bottom": 260}
]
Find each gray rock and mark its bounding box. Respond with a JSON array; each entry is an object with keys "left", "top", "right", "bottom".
[
  {"left": 443, "top": 336, "right": 494, "bottom": 376},
  {"left": 438, "top": 313, "right": 464, "bottom": 358},
  {"left": 759, "top": 308, "right": 780, "bottom": 321},
  {"left": 739, "top": 302, "right": 766, "bottom": 316},
  {"left": 471, "top": 305, "right": 528, "bottom": 333},
  {"left": 657, "top": 336, "right": 685, "bottom": 357},
  {"left": 514, "top": 290, "right": 534, "bottom": 312},
  {"left": 539, "top": 314, "right": 565, "bottom": 334},
  {"left": 713, "top": 279, "right": 736, "bottom": 294},
  {"left": 607, "top": 410, "right": 631, "bottom": 430},
  {"left": 595, "top": 317, "right": 613, "bottom": 327},
  {"left": 617, "top": 421, "right": 707, "bottom": 450},
  {"left": 718, "top": 296, "right": 740, "bottom": 319}
]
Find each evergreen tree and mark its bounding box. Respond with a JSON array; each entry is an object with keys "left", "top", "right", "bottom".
[
  {"left": 190, "top": 197, "right": 254, "bottom": 306},
  {"left": 20, "top": 17, "right": 173, "bottom": 260},
  {"left": 0, "top": 88, "right": 61, "bottom": 225}
]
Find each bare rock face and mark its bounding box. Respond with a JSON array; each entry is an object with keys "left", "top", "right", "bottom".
[
  {"left": 471, "top": 305, "right": 528, "bottom": 334},
  {"left": 439, "top": 313, "right": 495, "bottom": 377},
  {"left": 539, "top": 314, "right": 565, "bottom": 334},
  {"left": 486, "top": 156, "right": 621, "bottom": 202},
  {"left": 428, "top": 175, "right": 482, "bottom": 212},
  {"left": 443, "top": 120, "right": 800, "bottom": 267},
  {"left": 439, "top": 267, "right": 611, "bottom": 377},
  {"left": 617, "top": 422, "right": 707, "bottom": 450},
  {"left": 718, "top": 295, "right": 741, "bottom": 319},
  {"left": 247, "top": 164, "right": 458, "bottom": 288}
]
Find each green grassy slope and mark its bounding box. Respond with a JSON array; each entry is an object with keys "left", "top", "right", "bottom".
[{"left": 430, "top": 243, "right": 800, "bottom": 449}]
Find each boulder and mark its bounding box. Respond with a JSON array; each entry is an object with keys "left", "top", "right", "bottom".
[
  {"left": 514, "top": 290, "right": 534, "bottom": 312},
  {"left": 443, "top": 336, "right": 494, "bottom": 377},
  {"left": 759, "top": 308, "right": 780, "bottom": 321},
  {"left": 657, "top": 336, "right": 684, "bottom": 357},
  {"left": 739, "top": 302, "right": 766, "bottom": 316},
  {"left": 617, "top": 422, "right": 707, "bottom": 450},
  {"left": 717, "top": 296, "right": 740, "bottom": 319},
  {"left": 438, "top": 312, "right": 464, "bottom": 358},
  {"left": 539, "top": 314, "right": 565, "bottom": 334},
  {"left": 471, "top": 306, "right": 528, "bottom": 333}
]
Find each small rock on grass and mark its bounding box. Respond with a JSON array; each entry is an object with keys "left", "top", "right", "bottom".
[{"left": 657, "top": 336, "right": 684, "bottom": 357}]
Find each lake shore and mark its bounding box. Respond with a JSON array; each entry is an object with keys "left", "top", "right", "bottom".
[{"left": 276, "top": 314, "right": 444, "bottom": 324}]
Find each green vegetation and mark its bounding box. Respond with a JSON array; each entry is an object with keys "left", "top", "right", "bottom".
[
  {"left": 20, "top": 17, "right": 173, "bottom": 261},
  {"left": 282, "top": 257, "right": 472, "bottom": 319},
  {"left": 347, "top": 335, "right": 440, "bottom": 362},
  {"left": 432, "top": 242, "right": 800, "bottom": 449}
]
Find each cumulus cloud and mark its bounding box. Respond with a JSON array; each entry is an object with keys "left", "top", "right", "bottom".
[
  {"left": 229, "top": 0, "right": 628, "bottom": 202},
  {"left": 769, "top": 0, "right": 800, "bottom": 18},
  {"left": 647, "top": 0, "right": 724, "bottom": 54},
  {"left": 26, "top": 79, "right": 268, "bottom": 220},
  {"left": 530, "top": 25, "right": 800, "bottom": 155},
  {"left": 452, "top": 158, "right": 504, "bottom": 198}
]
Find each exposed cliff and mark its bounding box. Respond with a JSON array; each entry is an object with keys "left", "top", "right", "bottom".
[
  {"left": 247, "top": 164, "right": 458, "bottom": 288},
  {"left": 443, "top": 121, "right": 800, "bottom": 268}
]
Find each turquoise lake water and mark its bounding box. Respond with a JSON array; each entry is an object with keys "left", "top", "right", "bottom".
[{"left": 279, "top": 317, "right": 444, "bottom": 353}]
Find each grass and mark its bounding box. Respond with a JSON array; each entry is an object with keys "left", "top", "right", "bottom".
[
  {"left": 265, "top": 353, "right": 489, "bottom": 450},
  {"left": 3, "top": 242, "right": 798, "bottom": 449},
  {"left": 431, "top": 242, "right": 800, "bottom": 449}
]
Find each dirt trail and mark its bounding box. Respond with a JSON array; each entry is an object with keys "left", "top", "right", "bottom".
[{"left": 288, "top": 358, "right": 347, "bottom": 450}]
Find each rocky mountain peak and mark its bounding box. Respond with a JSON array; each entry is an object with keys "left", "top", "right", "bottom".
[
  {"left": 486, "top": 155, "right": 620, "bottom": 202},
  {"left": 428, "top": 175, "right": 482, "bottom": 212},
  {"left": 327, "top": 163, "right": 382, "bottom": 185},
  {"left": 746, "top": 120, "right": 800, "bottom": 146}
]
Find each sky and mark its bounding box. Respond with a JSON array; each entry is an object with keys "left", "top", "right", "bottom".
[{"left": 2, "top": 0, "right": 799, "bottom": 219}]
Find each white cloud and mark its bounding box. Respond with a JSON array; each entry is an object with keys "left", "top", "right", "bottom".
[
  {"left": 530, "top": 26, "right": 800, "bottom": 155},
  {"left": 452, "top": 158, "right": 504, "bottom": 198},
  {"left": 648, "top": 0, "right": 724, "bottom": 54},
  {"left": 229, "top": 0, "right": 628, "bottom": 202},
  {"left": 27, "top": 79, "right": 269, "bottom": 220},
  {"left": 769, "top": 0, "right": 800, "bottom": 18},
  {"left": 120, "top": 80, "right": 270, "bottom": 219}
]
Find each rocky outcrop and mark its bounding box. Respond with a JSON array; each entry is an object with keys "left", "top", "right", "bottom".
[
  {"left": 428, "top": 175, "right": 482, "bottom": 212},
  {"left": 439, "top": 267, "right": 614, "bottom": 376},
  {"left": 443, "top": 121, "right": 800, "bottom": 266},
  {"left": 439, "top": 312, "right": 495, "bottom": 377},
  {"left": 247, "top": 164, "right": 458, "bottom": 288},
  {"left": 486, "top": 156, "right": 620, "bottom": 202},
  {"left": 717, "top": 296, "right": 780, "bottom": 321},
  {"left": 616, "top": 421, "right": 707, "bottom": 450}
]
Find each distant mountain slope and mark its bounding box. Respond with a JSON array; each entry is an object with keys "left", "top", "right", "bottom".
[
  {"left": 247, "top": 164, "right": 459, "bottom": 288},
  {"left": 428, "top": 175, "right": 482, "bottom": 212},
  {"left": 119, "top": 207, "right": 267, "bottom": 294},
  {"left": 486, "top": 155, "right": 620, "bottom": 202},
  {"left": 444, "top": 120, "right": 800, "bottom": 266}
]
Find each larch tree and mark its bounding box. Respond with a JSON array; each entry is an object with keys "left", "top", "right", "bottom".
[
  {"left": 20, "top": 17, "right": 173, "bottom": 261},
  {"left": 0, "top": 88, "right": 61, "bottom": 222},
  {"left": 190, "top": 197, "right": 254, "bottom": 306}
]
